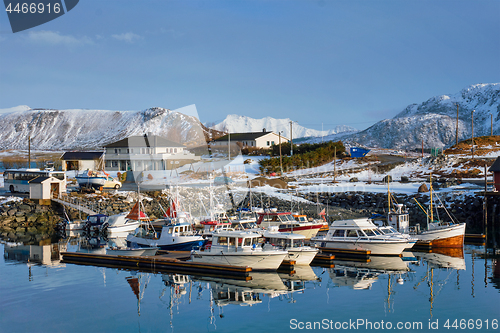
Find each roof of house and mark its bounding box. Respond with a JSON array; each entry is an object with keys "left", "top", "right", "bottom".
[
  {"left": 488, "top": 156, "right": 500, "bottom": 172},
  {"left": 104, "top": 134, "right": 184, "bottom": 148},
  {"left": 61, "top": 151, "right": 104, "bottom": 160},
  {"left": 212, "top": 131, "right": 286, "bottom": 142},
  {"left": 28, "top": 176, "right": 59, "bottom": 184}
]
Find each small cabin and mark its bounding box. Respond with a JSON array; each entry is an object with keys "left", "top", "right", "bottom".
[
  {"left": 488, "top": 156, "right": 500, "bottom": 192},
  {"left": 28, "top": 176, "right": 63, "bottom": 202}
]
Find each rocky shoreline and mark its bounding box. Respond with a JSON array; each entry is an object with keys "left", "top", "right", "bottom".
[{"left": 1, "top": 188, "right": 498, "bottom": 245}]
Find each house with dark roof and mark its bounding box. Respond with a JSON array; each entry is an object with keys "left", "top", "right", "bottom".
[
  {"left": 210, "top": 131, "right": 289, "bottom": 149},
  {"left": 488, "top": 156, "right": 500, "bottom": 191},
  {"left": 61, "top": 151, "right": 104, "bottom": 172},
  {"left": 28, "top": 176, "right": 63, "bottom": 201},
  {"left": 103, "top": 133, "right": 200, "bottom": 171}
]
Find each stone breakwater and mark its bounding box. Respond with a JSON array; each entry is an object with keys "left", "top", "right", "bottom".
[
  {"left": 298, "top": 191, "right": 500, "bottom": 234},
  {"left": 0, "top": 189, "right": 498, "bottom": 244}
]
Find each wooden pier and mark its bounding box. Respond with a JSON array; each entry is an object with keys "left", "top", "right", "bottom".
[{"left": 61, "top": 251, "right": 252, "bottom": 278}]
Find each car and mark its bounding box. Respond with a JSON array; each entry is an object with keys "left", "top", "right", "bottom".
[{"left": 104, "top": 177, "right": 122, "bottom": 189}]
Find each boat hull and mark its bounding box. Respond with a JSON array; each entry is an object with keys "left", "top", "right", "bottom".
[
  {"left": 278, "top": 225, "right": 322, "bottom": 239},
  {"left": 191, "top": 251, "right": 287, "bottom": 271},
  {"left": 287, "top": 248, "right": 318, "bottom": 265},
  {"left": 415, "top": 223, "right": 466, "bottom": 248},
  {"left": 105, "top": 221, "right": 141, "bottom": 234},
  {"left": 127, "top": 235, "right": 206, "bottom": 251},
  {"left": 313, "top": 239, "right": 414, "bottom": 255},
  {"left": 106, "top": 247, "right": 158, "bottom": 256},
  {"left": 76, "top": 176, "right": 106, "bottom": 189}
]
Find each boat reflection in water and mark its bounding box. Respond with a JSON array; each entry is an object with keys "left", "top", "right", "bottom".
[
  {"left": 328, "top": 256, "right": 411, "bottom": 290},
  {"left": 410, "top": 247, "right": 466, "bottom": 318}
]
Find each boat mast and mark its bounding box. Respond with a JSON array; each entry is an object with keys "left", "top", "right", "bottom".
[{"left": 429, "top": 173, "right": 433, "bottom": 222}]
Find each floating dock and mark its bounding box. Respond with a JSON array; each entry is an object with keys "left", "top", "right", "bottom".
[
  {"left": 61, "top": 251, "right": 252, "bottom": 278},
  {"left": 318, "top": 248, "right": 371, "bottom": 260},
  {"left": 464, "top": 234, "right": 486, "bottom": 245},
  {"left": 311, "top": 253, "right": 335, "bottom": 267}
]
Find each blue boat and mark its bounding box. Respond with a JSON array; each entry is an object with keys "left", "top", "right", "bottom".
[{"left": 350, "top": 147, "right": 370, "bottom": 158}]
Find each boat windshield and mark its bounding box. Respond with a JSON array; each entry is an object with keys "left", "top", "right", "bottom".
[
  {"left": 279, "top": 214, "right": 296, "bottom": 222},
  {"left": 346, "top": 230, "right": 359, "bottom": 238},
  {"left": 332, "top": 230, "right": 345, "bottom": 237},
  {"left": 363, "top": 229, "right": 377, "bottom": 237}
]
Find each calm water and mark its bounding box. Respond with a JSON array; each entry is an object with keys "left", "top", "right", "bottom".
[{"left": 1, "top": 239, "right": 499, "bottom": 333}]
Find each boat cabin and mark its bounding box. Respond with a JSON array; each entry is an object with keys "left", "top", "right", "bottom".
[
  {"left": 257, "top": 212, "right": 296, "bottom": 227},
  {"left": 326, "top": 218, "right": 386, "bottom": 239},
  {"left": 263, "top": 233, "right": 306, "bottom": 249},
  {"left": 387, "top": 204, "right": 410, "bottom": 233},
  {"left": 211, "top": 230, "right": 264, "bottom": 252},
  {"left": 293, "top": 215, "right": 310, "bottom": 223},
  {"left": 200, "top": 220, "right": 233, "bottom": 236}
]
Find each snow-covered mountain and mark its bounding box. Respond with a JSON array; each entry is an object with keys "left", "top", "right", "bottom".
[
  {"left": 346, "top": 83, "right": 500, "bottom": 149},
  {"left": 0, "top": 107, "right": 208, "bottom": 150},
  {"left": 211, "top": 114, "right": 357, "bottom": 139}
]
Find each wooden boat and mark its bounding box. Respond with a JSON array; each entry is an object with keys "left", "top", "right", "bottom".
[
  {"left": 190, "top": 229, "right": 288, "bottom": 271},
  {"left": 311, "top": 218, "right": 416, "bottom": 255}
]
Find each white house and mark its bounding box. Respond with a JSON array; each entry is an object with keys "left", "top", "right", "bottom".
[
  {"left": 103, "top": 133, "right": 200, "bottom": 171},
  {"left": 210, "top": 131, "right": 289, "bottom": 149}
]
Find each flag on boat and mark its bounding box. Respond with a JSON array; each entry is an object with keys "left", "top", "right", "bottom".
[{"left": 126, "top": 202, "right": 148, "bottom": 220}]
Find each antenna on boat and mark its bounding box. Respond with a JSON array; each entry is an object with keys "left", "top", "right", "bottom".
[{"left": 429, "top": 173, "right": 434, "bottom": 223}]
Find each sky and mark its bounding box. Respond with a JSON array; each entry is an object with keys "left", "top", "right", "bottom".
[{"left": 0, "top": 0, "right": 499, "bottom": 131}]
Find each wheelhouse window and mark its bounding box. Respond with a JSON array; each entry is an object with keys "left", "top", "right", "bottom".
[
  {"left": 217, "top": 236, "right": 228, "bottom": 245},
  {"left": 346, "top": 230, "right": 358, "bottom": 237},
  {"left": 332, "top": 230, "right": 345, "bottom": 237}
]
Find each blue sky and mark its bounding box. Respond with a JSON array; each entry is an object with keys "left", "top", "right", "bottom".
[{"left": 0, "top": 0, "right": 498, "bottom": 131}]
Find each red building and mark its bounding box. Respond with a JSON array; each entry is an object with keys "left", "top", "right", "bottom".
[{"left": 489, "top": 156, "right": 500, "bottom": 191}]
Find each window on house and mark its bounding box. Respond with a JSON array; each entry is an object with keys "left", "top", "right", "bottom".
[
  {"left": 271, "top": 141, "right": 275, "bottom": 145},
  {"left": 174, "top": 148, "right": 177, "bottom": 153},
  {"left": 267, "top": 141, "right": 270, "bottom": 146}
]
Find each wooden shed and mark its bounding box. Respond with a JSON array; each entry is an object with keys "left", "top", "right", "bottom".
[
  {"left": 28, "top": 176, "right": 63, "bottom": 202},
  {"left": 488, "top": 156, "right": 500, "bottom": 191}
]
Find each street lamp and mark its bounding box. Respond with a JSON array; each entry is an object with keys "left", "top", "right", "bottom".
[{"left": 471, "top": 110, "right": 475, "bottom": 159}]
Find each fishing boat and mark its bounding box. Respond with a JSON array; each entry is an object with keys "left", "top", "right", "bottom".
[
  {"left": 311, "top": 218, "right": 416, "bottom": 255},
  {"left": 262, "top": 227, "right": 318, "bottom": 265},
  {"left": 126, "top": 220, "right": 206, "bottom": 251},
  {"left": 386, "top": 175, "right": 466, "bottom": 248},
  {"left": 101, "top": 202, "right": 146, "bottom": 234},
  {"left": 190, "top": 229, "right": 288, "bottom": 271},
  {"left": 256, "top": 211, "right": 323, "bottom": 239}
]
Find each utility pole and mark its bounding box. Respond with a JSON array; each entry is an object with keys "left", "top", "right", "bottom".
[
  {"left": 228, "top": 131, "right": 230, "bottom": 161},
  {"left": 456, "top": 104, "right": 459, "bottom": 146},
  {"left": 290, "top": 121, "right": 293, "bottom": 156},
  {"left": 471, "top": 110, "right": 475, "bottom": 159},
  {"left": 491, "top": 114, "right": 494, "bottom": 136},
  {"left": 279, "top": 131, "right": 283, "bottom": 175},
  {"left": 28, "top": 135, "right": 31, "bottom": 168}
]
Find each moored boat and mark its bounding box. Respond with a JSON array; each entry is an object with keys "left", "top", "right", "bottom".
[
  {"left": 262, "top": 227, "right": 318, "bottom": 265},
  {"left": 311, "top": 218, "right": 416, "bottom": 255},
  {"left": 126, "top": 221, "right": 206, "bottom": 251},
  {"left": 190, "top": 229, "right": 288, "bottom": 271},
  {"left": 257, "top": 211, "right": 323, "bottom": 239}
]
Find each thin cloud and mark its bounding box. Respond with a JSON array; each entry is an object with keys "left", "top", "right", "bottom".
[
  {"left": 26, "top": 30, "right": 93, "bottom": 46},
  {"left": 111, "top": 32, "right": 142, "bottom": 43}
]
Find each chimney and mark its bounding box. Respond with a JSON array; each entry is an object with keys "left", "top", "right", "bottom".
[{"left": 263, "top": 128, "right": 266, "bottom": 132}]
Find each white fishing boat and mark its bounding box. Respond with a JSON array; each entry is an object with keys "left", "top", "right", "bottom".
[
  {"left": 190, "top": 229, "right": 288, "bottom": 271},
  {"left": 387, "top": 194, "right": 466, "bottom": 248},
  {"left": 101, "top": 202, "right": 146, "bottom": 234},
  {"left": 262, "top": 227, "right": 318, "bottom": 265},
  {"left": 311, "top": 218, "right": 416, "bottom": 255}
]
